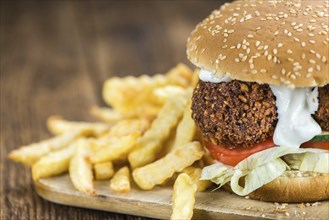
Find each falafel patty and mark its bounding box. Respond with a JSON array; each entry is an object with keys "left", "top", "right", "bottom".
[
  {"left": 314, "top": 85, "right": 329, "bottom": 131},
  {"left": 191, "top": 80, "right": 277, "bottom": 149}
]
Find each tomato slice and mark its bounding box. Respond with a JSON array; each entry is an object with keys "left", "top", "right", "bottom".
[
  {"left": 301, "top": 141, "right": 329, "bottom": 150},
  {"left": 205, "top": 138, "right": 275, "bottom": 166}
]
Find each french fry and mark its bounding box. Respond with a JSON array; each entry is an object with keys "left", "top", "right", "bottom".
[
  {"left": 94, "top": 162, "right": 114, "bottom": 180},
  {"left": 181, "top": 166, "right": 212, "bottom": 192},
  {"left": 108, "top": 119, "right": 150, "bottom": 137},
  {"left": 171, "top": 173, "right": 197, "bottom": 220},
  {"left": 166, "top": 63, "right": 193, "bottom": 88},
  {"left": 132, "top": 142, "right": 204, "bottom": 190},
  {"left": 90, "top": 106, "right": 132, "bottom": 123},
  {"left": 110, "top": 166, "right": 131, "bottom": 193},
  {"left": 8, "top": 130, "right": 82, "bottom": 165},
  {"left": 32, "top": 141, "right": 77, "bottom": 180},
  {"left": 47, "top": 115, "right": 111, "bottom": 136},
  {"left": 69, "top": 139, "right": 95, "bottom": 195},
  {"left": 102, "top": 74, "right": 167, "bottom": 116},
  {"left": 170, "top": 104, "right": 196, "bottom": 152},
  {"left": 128, "top": 96, "right": 188, "bottom": 169},
  {"left": 153, "top": 86, "right": 186, "bottom": 103},
  {"left": 91, "top": 134, "right": 139, "bottom": 163},
  {"left": 191, "top": 68, "right": 200, "bottom": 87}
]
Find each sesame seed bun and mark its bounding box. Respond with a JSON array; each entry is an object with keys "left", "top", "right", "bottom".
[
  {"left": 224, "top": 171, "right": 329, "bottom": 202},
  {"left": 187, "top": 0, "right": 329, "bottom": 88}
]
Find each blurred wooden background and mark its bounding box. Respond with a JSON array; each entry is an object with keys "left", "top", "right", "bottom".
[{"left": 1, "top": 1, "right": 230, "bottom": 219}]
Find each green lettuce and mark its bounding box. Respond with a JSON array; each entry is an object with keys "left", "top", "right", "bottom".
[{"left": 200, "top": 147, "right": 329, "bottom": 196}]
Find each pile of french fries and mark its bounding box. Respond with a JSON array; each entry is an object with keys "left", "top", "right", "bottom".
[{"left": 9, "top": 63, "right": 213, "bottom": 220}]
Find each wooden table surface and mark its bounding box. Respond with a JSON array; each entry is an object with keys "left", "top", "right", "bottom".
[{"left": 1, "top": 1, "right": 231, "bottom": 219}]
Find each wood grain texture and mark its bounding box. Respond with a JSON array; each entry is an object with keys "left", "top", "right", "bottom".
[
  {"left": 34, "top": 175, "right": 329, "bottom": 220},
  {"left": 1, "top": 1, "right": 223, "bottom": 219}
]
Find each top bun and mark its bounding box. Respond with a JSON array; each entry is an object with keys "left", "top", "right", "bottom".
[{"left": 187, "top": 0, "right": 329, "bottom": 88}]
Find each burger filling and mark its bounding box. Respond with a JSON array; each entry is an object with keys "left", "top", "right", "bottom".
[
  {"left": 192, "top": 69, "right": 329, "bottom": 166},
  {"left": 195, "top": 70, "right": 329, "bottom": 197}
]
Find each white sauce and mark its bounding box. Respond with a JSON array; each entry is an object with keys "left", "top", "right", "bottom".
[
  {"left": 270, "top": 85, "right": 321, "bottom": 148},
  {"left": 199, "top": 69, "right": 231, "bottom": 83}
]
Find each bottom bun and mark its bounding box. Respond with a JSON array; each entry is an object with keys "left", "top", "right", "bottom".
[{"left": 224, "top": 171, "right": 329, "bottom": 203}]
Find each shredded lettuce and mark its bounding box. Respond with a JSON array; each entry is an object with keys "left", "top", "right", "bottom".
[
  {"left": 284, "top": 152, "right": 329, "bottom": 173},
  {"left": 201, "top": 147, "right": 329, "bottom": 196}
]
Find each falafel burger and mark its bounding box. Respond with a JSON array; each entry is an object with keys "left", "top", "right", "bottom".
[{"left": 187, "top": 0, "right": 329, "bottom": 202}]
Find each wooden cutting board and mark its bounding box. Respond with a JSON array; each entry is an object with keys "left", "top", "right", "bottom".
[{"left": 34, "top": 175, "right": 328, "bottom": 219}]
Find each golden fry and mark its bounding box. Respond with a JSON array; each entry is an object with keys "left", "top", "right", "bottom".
[
  {"left": 47, "top": 115, "right": 111, "bottom": 136},
  {"left": 191, "top": 68, "right": 200, "bottom": 87},
  {"left": 90, "top": 106, "right": 132, "bottom": 123},
  {"left": 8, "top": 130, "right": 82, "bottom": 165},
  {"left": 170, "top": 104, "right": 196, "bottom": 152},
  {"left": 181, "top": 166, "right": 212, "bottom": 192},
  {"left": 102, "top": 74, "right": 167, "bottom": 116},
  {"left": 109, "top": 119, "right": 150, "bottom": 137},
  {"left": 166, "top": 63, "right": 194, "bottom": 88},
  {"left": 128, "top": 96, "right": 188, "bottom": 169},
  {"left": 69, "top": 139, "right": 95, "bottom": 195},
  {"left": 91, "top": 134, "right": 139, "bottom": 163},
  {"left": 94, "top": 162, "right": 114, "bottom": 180},
  {"left": 32, "top": 141, "right": 77, "bottom": 180},
  {"left": 110, "top": 166, "right": 131, "bottom": 193},
  {"left": 132, "top": 142, "right": 204, "bottom": 190},
  {"left": 171, "top": 173, "right": 197, "bottom": 220},
  {"left": 153, "top": 86, "right": 186, "bottom": 103}
]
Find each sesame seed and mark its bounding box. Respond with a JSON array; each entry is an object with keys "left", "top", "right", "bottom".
[
  {"left": 235, "top": 58, "right": 240, "bottom": 63},
  {"left": 273, "top": 49, "right": 278, "bottom": 55},
  {"left": 260, "top": 69, "right": 267, "bottom": 73},
  {"left": 308, "top": 67, "right": 314, "bottom": 72},
  {"left": 278, "top": 43, "right": 283, "bottom": 48},
  {"left": 272, "top": 74, "right": 278, "bottom": 79},
  {"left": 309, "top": 40, "right": 316, "bottom": 44},
  {"left": 237, "top": 43, "right": 241, "bottom": 49},
  {"left": 309, "top": 59, "right": 316, "bottom": 64},
  {"left": 251, "top": 69, "right": 257, "bottom": 74},
  {"left": 281, "top": 68, "right": 286, "bottom": 75},
  {"left": 250, "top": 64, "right": 255, "bottom": 69},
  {"left": 306, "top": 73, "right": 312, "bottom": 78},
  {"left": 274, "top": 31, "right": 279, "bottom": 36},
  {"left": 255, "top": 41, "right": 261, "bottom": 47},
  {"left": 322, "top": 56, "right": 327, "bottom": 63},
  {"left": 287, "top": 50, "right": 293, "bottom": 54},
  {"left": 267, "top": 54, "right": 272, "bottom": 61},
  {"left": 316, "top": 65, "right": 321, "bottom": 71},
  {"left": 273, "top": 56, "right": 278, "bottom": 63},
  {"left": 316, "top": 53, "right": 322, "bottom": 59},
  {"left": 301, "top": 42, "right": 306, "bottom": 47}
]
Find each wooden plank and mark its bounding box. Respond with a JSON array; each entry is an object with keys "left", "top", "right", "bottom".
[{"left": 34, "top": 175, "right": 329, "bottom": 220}]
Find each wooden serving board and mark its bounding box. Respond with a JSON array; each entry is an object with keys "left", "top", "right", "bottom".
[{"left": 34, "top": 175, "right": 328, "bottom": 219}]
